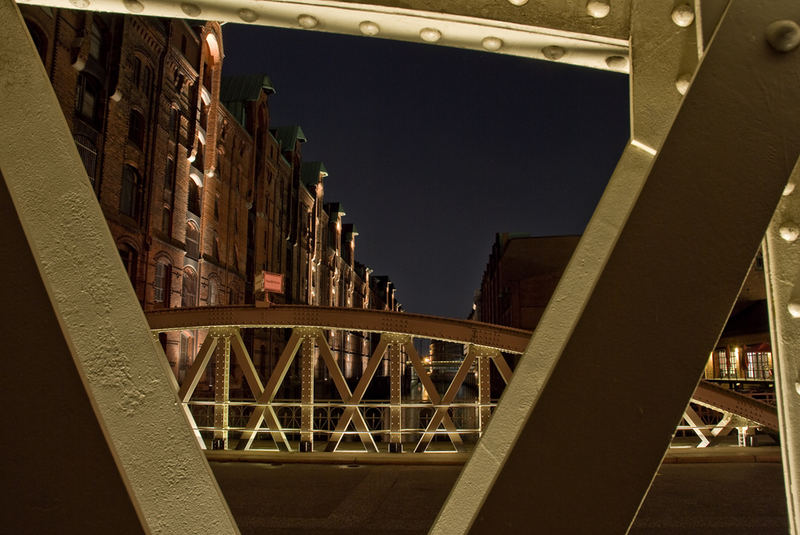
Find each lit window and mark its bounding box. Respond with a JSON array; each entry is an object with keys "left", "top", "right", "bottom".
[
  {"left": 182, "top": 268, "right": 197, "bottom": 306},
  {"left": 185, "top": 222, "right": 200, "bottom": 259},
  {"left": 154, "top": 260, "right": 171, "bottom": 305}
]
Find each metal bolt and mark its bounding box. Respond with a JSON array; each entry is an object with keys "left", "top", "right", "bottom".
[
  {"left": 784, "top": 182, "right": 796, "bottom": 196},
  {"left": 238, "top": 9, "right": 258, "bottom": 22},
  {"left": 181, "top": 2, "right": 200, "bottom": 16},
  {"left": 789, "top": 302, "right": 800, "bottom": 318},
  {"left": 420, "top": 28, "right": 442, "bottom": 42},
  {"left": 482, "top": 37, "right": 504, "bottom": 51},
  {"left": 359, "top": 21, "right": 380, "bottom": 36},
  {"left": 766, "top": 20, "right": 800, "bottom": 52},
  {"left": 298, "top": 14, "right": 319, "bottom": 28},
  {"left": 542, "top": 46, "right": 566, "bottom": 60},
  {"left": 779, "top": 222, "right": 800, "bottom": 242},
  {"left": 671, "top": 4, "right": 695, "bottom": 27},
  {"left": 508, "top": 0, "right": 528, "bottom": 6},
  {"left": 605, "top": 55, "right": 627, "bottom": 70},
  {"left": 675, "top": 73, "right": 692, "bottom": 95},
  {"left": 586, "top": 0, "right": 610, "bottom": 19}
]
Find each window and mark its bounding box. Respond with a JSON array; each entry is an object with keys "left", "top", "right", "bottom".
[
  {"left": 185, "top": 222, "right": 200, "bottom": 259},
  {"left": 213, "top": 195, "right": 219, "bottom": 220},
  {"left": 169, "top": 107, "right": 180, "bottom": 141},
  {"left": 212, "top": 232, "right": 220, "bottom": 259},
  {"left": 179, "top": 331, "right": 193, "bottom": 382},
  {"left": 89, "top": 20, "right": 104, "bottom": 62},
  {"left": 143, "top": 66, "right": 153, "bottom": 93},
  {"left": 161, "top": 206, "right": 171, "bottom": 234},
  {"left": 118, "top": 244, "right": 137, "bottom": 285},
  {"left": 132, "top": 57, "right": 142, "bottom": 88},
  {"left": 187, "top": 180, "right": 201, "bottom": 216},
  {"left": 164, "top": 157, "right": 174, "bottom": 197},
  {"left": 128, "top": 110, "right": 145, "bottom": 148},
  {"left": 76, "top": 73, "right": 102, "bottom": 123},
  {"left": 154, "top": 260, "right": 171, "bottom": 305},
  {"left": 182, "top": 268, "right": 197, "bottom": 306},
  {"left": 208, "top": 277, "right": 218, "bottom": 306},
  {"left": 74, "top": 134, "right": 97, "bottom": 185},
  {"left": 120, "top": 164, "right": 140, "bottom": 218}
]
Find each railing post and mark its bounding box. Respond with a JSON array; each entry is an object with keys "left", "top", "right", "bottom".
[
  {"left": 299, "top": 330, "right": 315, "bottom": 452},
  {"left": 389, "top": 336, "right": 403, "bottom": 452},
  {"left": 212, "top": 328, "right": 231, "bottom": 450},
  {"left": 478, "top": 353, "right": 492, "bottom": 435}
]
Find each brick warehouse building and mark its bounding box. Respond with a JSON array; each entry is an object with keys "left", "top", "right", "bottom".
[{"left": 19, "top": 7, "right": 401, "bottom": 393}]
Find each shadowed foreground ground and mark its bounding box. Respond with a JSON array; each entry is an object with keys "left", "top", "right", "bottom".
[{"left": 211, "top": 461, "right": 788, "bottom": 534}]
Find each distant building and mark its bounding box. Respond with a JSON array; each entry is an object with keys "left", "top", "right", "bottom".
[{"left": 477, "top": 233, "right": 579, "bottom": 330}]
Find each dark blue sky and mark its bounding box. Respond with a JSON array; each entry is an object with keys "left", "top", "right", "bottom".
[{"left": 220, "top": 24, "right": 630, "bottom": 318}]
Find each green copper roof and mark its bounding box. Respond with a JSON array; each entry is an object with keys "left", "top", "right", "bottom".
[
  {"left": 325, "top": 202, "right": 345, "bottom": 217},
  {"left": 301, "top": 161, "right": 328, "bottom": 188},
  {"left": 274, "top": 125, "right": 307, "bottom": 152},
  {"left": 220, "top": 74, "right": 276, "bottom": 101},
  {"left": 219, "top": 74, "right": 275, "bottom": 126}
]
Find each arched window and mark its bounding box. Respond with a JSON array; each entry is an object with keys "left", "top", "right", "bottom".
[
  {"left": 120, "top": 164, "right": 140, "bottom": 218},
  {"left": 154, "top": 259, "right": 171, "bottom": 305},
  {"left": 118, "top": 243, "right": 137, "bottom": 285},
  {"left": 187, "top": 179, "right": 201, "bottom": 215},
  {"left": 128, "top": 110, "right": 145, "bottom": 148},
  {"left": 76, "top": 73, "right": 102, "bottom": 124},
  {"left": 74, "top": 134, "right": 97, "bottom": 185},
  {"left": 185, "top": 222, "right": 199, "bottom": 259},
  {"left": 182, "top": 268, "right": 197, "bottom": 306}
]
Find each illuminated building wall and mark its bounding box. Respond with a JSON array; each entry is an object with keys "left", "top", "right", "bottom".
[{"left": 20, "top": 6, "right": 403, "bottom": 396}]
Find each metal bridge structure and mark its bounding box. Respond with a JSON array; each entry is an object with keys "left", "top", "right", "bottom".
[
  {"left": 3, "top": 0, "right": 800, "bottom": 533},
  {"left": 147, "top": 305, "right": 779, "bottom": 454}
]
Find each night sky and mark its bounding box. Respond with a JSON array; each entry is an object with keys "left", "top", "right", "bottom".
[{"left": 220, "top": 24, "right": 630, "bottom": 319}]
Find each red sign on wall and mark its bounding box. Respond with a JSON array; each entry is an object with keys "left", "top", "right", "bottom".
[{"left": 256, "top": 271, "right": 284, "bottom": 294}]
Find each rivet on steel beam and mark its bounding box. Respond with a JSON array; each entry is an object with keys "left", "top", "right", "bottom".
[
  {"left": 796, "top": 382, "right": 800, "bottom": 395},
  {"left": 671, "top": 4, "right": 695, "bottom": 28},
  {"left": 507, "top": 0, "right": 528, "bottom": 6},
  {"left": 298, "top": 14, "right": 319, "bottom": 28},
  {"left": 69, "top": 0, "right": 90, "bottom": 7},
  {"left": 789, "top": 302, "right": 800, "bottom": 318},
  {"left": 420, "top": 28, "right": 442, "bottom": 42},
  {"left": 359, "top": 21, "right": 380, "bottom": 36},
  {"left": 482, "top": 37, "right": 503, "bottom": 51},
  {"left": 239, "top": 9, "right": 258, "bottom": 22},
  {"left": 675, "top": 73, "right": 692, "bottom": 95},
  {"left": 123, "top": 0, "right": 144, "bottom": 13},
  {"left": 784, "top": 182, "right": 796, "bottom": 196},
  {"left": 766, "top": 20, "right": 800, "bottom": 52},
  {"left": 605, "top": 55, "right": 627, "bottom": 70},
  {"left": 181, "top": 2, "right": 200, "bottom": 16},
  {"left": 779, "top": 223, "right": 799, "bottom": 242},
  {"left": 542, "top": 46, "right": 566, "bottom": 60},
  {"left": 586, "top": 0, "right": 610, "bottom": 19}
]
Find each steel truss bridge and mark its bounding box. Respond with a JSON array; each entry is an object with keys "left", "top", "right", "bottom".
[
  {"left": 149, "top": 305, "right": 779, "bottom": 453},
  {"left": 4, "top": 0, "right": 800, "bottom": 533}
]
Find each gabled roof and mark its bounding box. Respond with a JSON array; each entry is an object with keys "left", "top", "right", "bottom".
[
  {"left": 274, "top": 125, "right": 307, "bottom": 152},
  {"left": 220, "top": 74, "right": 276, "bottom": 101},
  {"left": 300, "top": 161, "right": 328, "bottom": 188}
]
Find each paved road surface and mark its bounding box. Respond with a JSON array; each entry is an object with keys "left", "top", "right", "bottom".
[{"left": 211, "top": 461, "right": 788, "bottom": 534}]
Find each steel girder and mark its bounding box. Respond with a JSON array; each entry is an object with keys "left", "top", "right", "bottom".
[{"left": 2, "top": 0, "right": 800, "bottom": 533}]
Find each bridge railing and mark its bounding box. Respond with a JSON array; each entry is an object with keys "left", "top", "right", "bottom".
[
  {"left": 148, "top": 305, "right": 776, "bottom": 452},
  {"left": 147, "top": 305, "right": 526, "bottom": 453}
]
